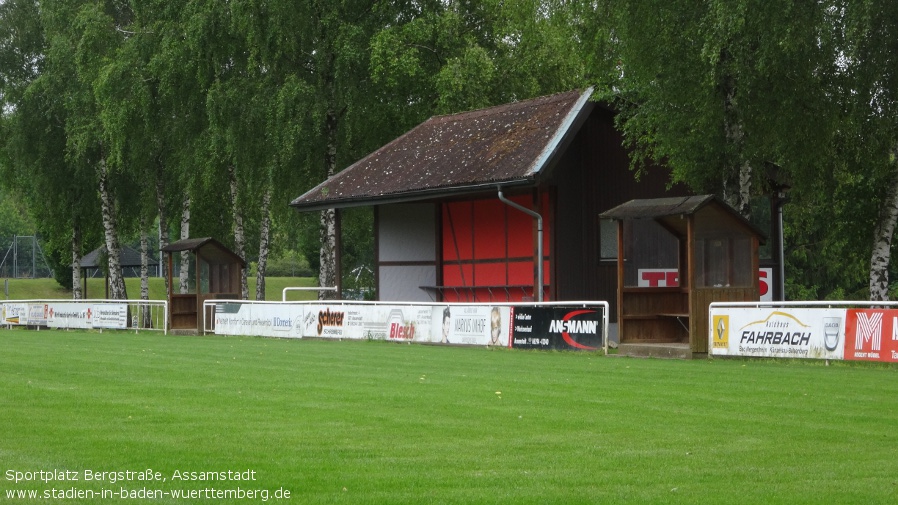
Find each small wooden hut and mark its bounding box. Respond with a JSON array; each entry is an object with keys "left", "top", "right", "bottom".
[
  {"left": 599, "top": 196, "right": 766, "bottom": 358},
  {"left": 161, "top": 237, "right": 244, "bottom": 333}
]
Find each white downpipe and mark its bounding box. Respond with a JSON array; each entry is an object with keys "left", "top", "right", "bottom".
[{"left": 498, "top": 187, "right": 543, "bottom": 302}]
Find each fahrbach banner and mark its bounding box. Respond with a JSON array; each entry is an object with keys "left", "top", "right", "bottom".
[{"left": 709, "top": 307, "right": 845, "bottom": 360}]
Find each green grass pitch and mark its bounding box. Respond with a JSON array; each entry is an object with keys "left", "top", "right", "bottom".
[{"left": 1, "top": 328, "right": 897, "bottom": 504}]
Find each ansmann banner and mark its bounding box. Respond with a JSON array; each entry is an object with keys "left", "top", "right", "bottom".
[{"left": 510, "top": 306, "right": 603, "bottom": 351}]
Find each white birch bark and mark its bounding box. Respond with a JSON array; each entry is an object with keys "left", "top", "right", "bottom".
[
  {"left": 255, "top": 186, "right": 271, "bottom": 301},
  {"left": 319, "top": 99, "right": 339, "bottom": 300},
  {"left": 722, "top": 82, "right": 752, "bottom": 219},
  {"left": 228, "top": 164, "right": 248, "bottom": 300},
  {"left": 139, "top": 218, "right": 151, "bottom": 327},
  {"left": 869, "top": 160, "right": 898, "bottom": 301},
  {"left": 319, "top": 208, "right": 337, "bottom": 300},
  {"left": 155, "top": 160, "right": 169, "bottom": 294},
  {"left": 98, "top": 158, "right": 127, "bottom": 300},
  {"left": 71, "top": 223, "right": 82, "bottom": 300},
  {"left": 179, "top": 194, "right": 190, "bottom": 294}
]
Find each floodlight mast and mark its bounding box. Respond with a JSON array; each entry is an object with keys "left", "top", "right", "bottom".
[{"left": 497, "top": 187, "right": 543, "bottom": 302}]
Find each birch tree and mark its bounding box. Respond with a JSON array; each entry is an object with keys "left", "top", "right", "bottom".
[
  {"left": 605, "top": 0, "right": 837, "bottom": 220},
  {"left": 0, "top": 0, "right": 103, "bottom": 295},
  {"left": 836, "top": 1, "right": 898, "bottom": 301}
]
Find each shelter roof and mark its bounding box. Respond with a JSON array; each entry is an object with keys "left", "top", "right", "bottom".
[
  {"left": 290, "top": 88, "right": 595, "bottom": 211},
  {"left": 79, "top": 245, "right": 157, "bottom": 269},
  {"left": 600, "top": 195, "right": 767, "bottom": 242},
  {"left": 161, "top": 237, "right": 246, "bottom": 266},
  {"left": 599, "top": 195, "right": 719, "bottom": 219}
]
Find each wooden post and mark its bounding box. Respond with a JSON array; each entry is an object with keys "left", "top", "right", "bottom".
[{"left": 616, "top": 219, "right": 625, "bottom": 343}]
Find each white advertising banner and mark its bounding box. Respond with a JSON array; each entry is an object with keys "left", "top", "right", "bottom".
[
  {"left": 2, "top": 303, "right": 27, "bottom": 325},
  {"left": 92, "top": 303, "right": 129, "bottom": 329},
  {"left": 27, "top": 303, "right": 49, "bottom": 325},
  {"left": 710, "top": 307, "right": 846, "bottom": 359},
  {"left": 431, "top": 305, "right": 512, "bottom": 346},
  {"left": 46, "top": 302, "right": 92, "bottom": 329},
  {"left": 213, "top": 302, "right": 304, "bottom": 338},
  {"left": 300, "top": 304, "right": 435, "bottom": 342}
]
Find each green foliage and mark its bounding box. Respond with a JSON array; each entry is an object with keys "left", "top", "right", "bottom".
[
  {"left": 249, "top": 250, "right": 313, "bottom": 278},
  {"left": 2, "top": 0, "right": 898, "bottom": 301}
]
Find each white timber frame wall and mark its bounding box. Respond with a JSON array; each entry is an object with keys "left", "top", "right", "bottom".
[{"left": 376, "top": 203, "right": 438, "bottom": 302}]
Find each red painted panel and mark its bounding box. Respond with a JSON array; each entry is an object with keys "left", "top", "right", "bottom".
[
  {"left": 438, "top": 195, "right": 553, "bottom": 303},
  {"left": 473, "top": 200, "right": 506, "bottom": 259},
  {"left": 443, "top": 202, "right": 473, "bottom": 260},
  {"left": 508, "top": 261, "right": 535, "bottom": 286},
  {"left": 506, "top": 196, "right": 533, "bottom": 257},
  {"left": 474, "top": 262, "right": 507, "bottom": 285},
  {"left": 442, "top": 264, "right": 474, "bottom": 287}
]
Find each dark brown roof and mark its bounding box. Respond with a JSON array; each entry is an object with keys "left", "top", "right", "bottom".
[
  {"left": 161, "top": 237, "right": 246, "bottom": 266},
  {"left": 79, "top": 245, "right": 158, "bottom": 269},
  {"left": 291, "top": 88, "right": 594, "bottom": 211},
  {"left": 599, "top": 195, "right": 767, "bottom": 242},
  {"left": 599, "top": 195, "right": 719, "bottom": 219}
]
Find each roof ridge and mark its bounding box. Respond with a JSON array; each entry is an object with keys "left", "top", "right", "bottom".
[{"left": 426, "top": 89, "right": 584, "bottom": 124}]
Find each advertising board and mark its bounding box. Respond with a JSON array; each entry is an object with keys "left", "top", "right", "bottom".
[
  {"left": 300, "top": 304, "right": 436, "bottom": 342},
  {"left": 431, "top": 305, "right": 511, "bottom": 346},
  {"left": 844, "top": 309, "right": 898, "bottom": 363},
  {"left": 510, "top": 306, "right": 603, "bottom": 351},
  {"left": 46, "top": 302, "right": 92, "bottom": 329},
  {"left": 92, "top": 303, "right": 129, "bottom": 329},
  {"left": 213, "top": 302, "right": 304, "bottom": 338},
  {"left": 709, "top": 307, "right": 844, "bottom": 359},
  {"left": 2, "top": 303, "right": 27, "bottom": 325}
]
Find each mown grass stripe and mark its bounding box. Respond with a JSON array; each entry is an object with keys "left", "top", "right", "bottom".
[{"left": 1, "top": 329, "right": 896, "bottom": 504}]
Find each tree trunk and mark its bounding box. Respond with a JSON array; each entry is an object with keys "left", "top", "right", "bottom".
[
  {"left": 721, "top": 65, "right": 752, "bottom": 219},
  {"left": 179, "top": 194, "right": 190, "bottom": 294},
  {"left": 155, "top": 157, "right": 169, "bottom": 295},
  {"left": 255, "top": 185, "right": 272, "bottom": 301},
  {"left": 71, "top": 222, "right": 82, "bottom": 300},
  {"left": 319, "top": 93, "right": 339, "bottom": 300},
  {"left": 722, "top": 155, "right": 752, "bottom": 219},
  {"left": 228, "top": 164, "right": 248, "bottom": 300},
  {"left": 869, "top": 163, "right": 898, "bottom": 301},
  {"left": 98, "top": 157, "right": 127, "bottom": 300},
  {"left": 140, "top": 216, "right": 151, "bottom": 327}
]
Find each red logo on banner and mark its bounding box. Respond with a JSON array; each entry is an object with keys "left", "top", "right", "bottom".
[{"left": 844, "top": 309, "right": 898, "bottom": 362}]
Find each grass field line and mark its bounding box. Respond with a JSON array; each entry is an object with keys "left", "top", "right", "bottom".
[{"left": 1, "top": 328, "right": 897, "bottom": 504}]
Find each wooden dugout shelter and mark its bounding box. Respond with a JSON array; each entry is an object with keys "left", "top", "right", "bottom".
[
  {"left": 599, "top": 196, "right": 766, "bottom": 357},
  {"left": 79, "top": 245, "right": 158, "bottom": 299},
  {"left": 161, "top": 237, "right": 245, "bottom": 333}
]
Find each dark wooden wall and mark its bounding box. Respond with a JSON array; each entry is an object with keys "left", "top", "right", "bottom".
[{"left": 549, "top": 106, "right": 689, "bottom": 319}]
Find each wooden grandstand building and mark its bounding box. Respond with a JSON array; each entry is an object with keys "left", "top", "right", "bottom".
[{"left": 291, "top": 88, "right": 689, "bottom": 322}]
